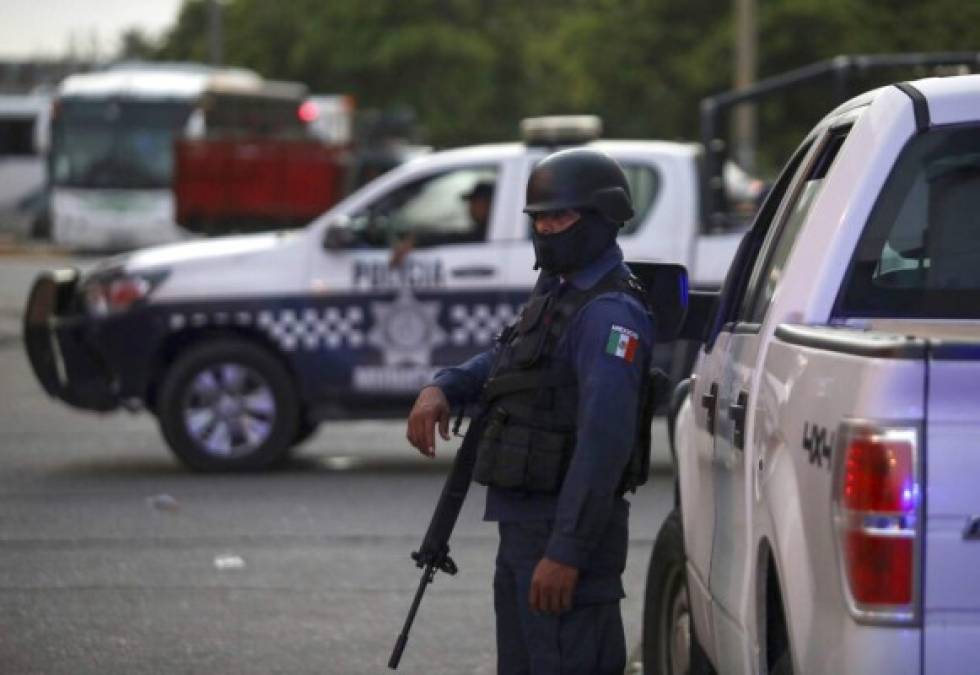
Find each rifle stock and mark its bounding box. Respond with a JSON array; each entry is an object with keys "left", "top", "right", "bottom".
[{"left": 388, "top": 413, "right": 486, "bottom": 670}]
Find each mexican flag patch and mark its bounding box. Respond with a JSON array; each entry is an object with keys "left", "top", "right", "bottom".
[{"left": 605, "top": 324, "right": 639, "bottom": 362}]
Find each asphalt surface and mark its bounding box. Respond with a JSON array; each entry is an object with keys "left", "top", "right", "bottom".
[{"left": 0, "top": 249, "right": 674, "bottom": 674}]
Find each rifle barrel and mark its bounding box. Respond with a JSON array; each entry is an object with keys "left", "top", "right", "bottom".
[{"left": 388, "top": 563, "right": 435, "bottom": 669}]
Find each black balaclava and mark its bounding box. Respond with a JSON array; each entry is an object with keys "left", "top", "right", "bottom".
[{"left": 531, "top": 210, "right": 619, "bottom": 274}]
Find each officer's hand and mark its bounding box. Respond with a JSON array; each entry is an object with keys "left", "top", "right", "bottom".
[
  {"left": 529, "top": 557, "right": 579, "bottom": 615},
  {"left": 389, "top": 233, "right": 415, "bottom": 268},
  {"left": 406, "top": 386, "right": 451, "bottom": 458}
]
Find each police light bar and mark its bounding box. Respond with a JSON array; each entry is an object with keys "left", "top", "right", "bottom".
[{"left": 520, "top": 115, "right": 602, "bottom": 146}]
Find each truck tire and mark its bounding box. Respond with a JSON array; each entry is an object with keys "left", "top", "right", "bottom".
[
  {"left": 643, "top": 509, "right": 715, "bottom": 675},
  {"left": 157, "top": 338, "right": 299, "bottom": 471}
]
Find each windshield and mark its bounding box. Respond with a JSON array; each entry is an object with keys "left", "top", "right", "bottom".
[{"left": 50, "top": 98, "right": 193, "bottom": 189}]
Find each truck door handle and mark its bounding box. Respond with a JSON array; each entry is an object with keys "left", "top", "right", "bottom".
[
  {"left": 451, "top": 266, "right": 496, "bottom": 278},
  {"left": 701, "top": 382, "right": 718, "bottom": 435},
  {"left": 728, "top": 391, "right": 748, "bottom": 450}
]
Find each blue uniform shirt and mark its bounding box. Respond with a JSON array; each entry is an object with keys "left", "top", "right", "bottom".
[{"left": 430, "top": 244, "right": 654, "bottom": 570}]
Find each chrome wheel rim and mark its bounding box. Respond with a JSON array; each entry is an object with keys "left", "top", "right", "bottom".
[
  {"left": 662, "top": 566, "right": 692, "bottom": 675},
  {"left": 182, "top": 363, "right": 276, "bottom": 458}
]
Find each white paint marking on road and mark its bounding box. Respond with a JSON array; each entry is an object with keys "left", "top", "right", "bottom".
[
  {"left": 146, "top": 494, "right": 180, "bottom": 512},
  {"left": 213, "top": 554, "right": 246, "bottom": 571},
  {"left": 322, "top": 456, "right": 359, "bottom": 471}
]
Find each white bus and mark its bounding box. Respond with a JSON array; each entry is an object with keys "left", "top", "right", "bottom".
[{"left": 48, "top": 63, "right": 308, "bottom": 250}]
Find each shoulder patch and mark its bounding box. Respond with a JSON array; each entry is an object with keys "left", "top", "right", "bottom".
[{"left": 605, "top": 324, "right": 639, "bottom": 362}]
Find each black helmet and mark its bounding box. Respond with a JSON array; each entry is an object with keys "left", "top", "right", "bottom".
[{"left": 524, "top": 148, "right": 634, "bottom": 223}]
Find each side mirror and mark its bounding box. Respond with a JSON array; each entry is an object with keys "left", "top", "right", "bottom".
[
  {"left": 322, "top": 216, "right": 355, "bottom": 250},
  {"left": 679, "top": 291, "right": 719, "bottom": 342},
  {"left": 624, "top": 262, "right": 720, "bottom": 343},
  {"left": 626, "top": 262, "right": 689, "bottom": 342}
]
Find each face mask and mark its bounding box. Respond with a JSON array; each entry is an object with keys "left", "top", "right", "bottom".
[{"left": 532, "top": 212, "right": 618, "bottom": 273}]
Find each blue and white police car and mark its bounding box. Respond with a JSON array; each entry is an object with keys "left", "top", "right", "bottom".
[{"left": 23, "top": 117, "right": 746, "bottom": 470}]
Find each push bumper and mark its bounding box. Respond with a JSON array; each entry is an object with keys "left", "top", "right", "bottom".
[{"left": 23, "top": 269, "right": 120, "bottom": 412}]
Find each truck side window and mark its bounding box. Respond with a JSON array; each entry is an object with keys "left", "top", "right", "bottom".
[
  {"left": 736, "top": 128, "right": 850, "bottom": 325},
  {"left": 621, "top": 164, "right": 660, "bottom": 235},
  {"left": 837, "top": 124, "right": 980, "bottom": 319},
  {"left": 702, "top": 140, "right": 813, "bottom": 348},
  {"left": 351, "top": 166, "right": 498, "bottom": 248}
]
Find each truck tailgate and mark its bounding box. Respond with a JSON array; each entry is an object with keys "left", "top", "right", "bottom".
[{"left": 924, "top": 343, "right": 980, "bottom": 671}]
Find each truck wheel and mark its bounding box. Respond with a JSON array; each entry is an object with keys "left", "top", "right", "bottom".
[
  {"left": 157, "top": 338, "right": 299, "bottom": 471},
  {"left": 643, "top": 509, "right": 715, "bottom": 675}
]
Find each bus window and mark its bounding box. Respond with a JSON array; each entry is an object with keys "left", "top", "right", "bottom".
[{"left": 51, "top": 99, "right": 193, "bottom": 189}]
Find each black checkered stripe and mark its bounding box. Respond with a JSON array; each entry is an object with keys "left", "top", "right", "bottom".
[{"left": 168, "top": 302, "right": 519, "bottom": 352}]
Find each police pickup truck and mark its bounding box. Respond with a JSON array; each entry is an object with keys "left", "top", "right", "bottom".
[
  {"left": 23, "top": 117, "right": 749, "bottom": 471},
  {"left": 643, "top": 75, "right": 980, "bottom": 674}
]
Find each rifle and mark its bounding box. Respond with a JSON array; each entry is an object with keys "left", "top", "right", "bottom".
[{"left": 388, "top": 410, "right": 487, "bottom": 670}]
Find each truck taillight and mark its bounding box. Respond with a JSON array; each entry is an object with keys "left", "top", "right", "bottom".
[{"left": 832, "top": 423, "right": 920, "bottom": 624}]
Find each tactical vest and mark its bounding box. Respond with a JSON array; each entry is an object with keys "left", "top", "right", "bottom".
[{"left": 472, "top": 267, "right": 656, "bottom": 495}]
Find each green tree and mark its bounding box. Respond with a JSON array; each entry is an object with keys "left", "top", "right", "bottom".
[
  {"left": 156, "top": 0, "right": 213, "bottom": 64},
  {"left": 152, "top": 0, "right": 980, "bottom": 174},
  {"left": 117, "top": 28, "right": 159, "bottom": 61}
]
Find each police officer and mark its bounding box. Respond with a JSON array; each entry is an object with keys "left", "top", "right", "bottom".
[
  {"left": 462, "top": 180, "right": 494, "bottom": 238},
  {"left": 407, "top": 148, "right": 654, "bottom": 674}
]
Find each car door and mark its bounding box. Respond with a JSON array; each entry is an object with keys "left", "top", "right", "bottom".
[
  {"left": 675, "top": 133, "right": 810, "bottom": 658},
  {"left": 706, "top": 126, "right": 852, "bottom": 671},
  {"left": 304, "top": 162, "right": 521, "bottom": 408}
]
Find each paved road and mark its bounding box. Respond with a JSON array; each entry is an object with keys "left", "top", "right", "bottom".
[{"left": 0, "top": 252, "right": 674, "bottom": 674}]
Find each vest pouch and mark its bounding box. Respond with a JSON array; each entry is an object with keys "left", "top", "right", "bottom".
[
  {"left": 488, "top": 435, "right": 530, "bottom": 489},
  {"left": 474, "top": 407, "right": 526, "bottom": 488},
  {"left": 517, "top": 294, "right": 550, "bottom": 333},
  {"left": 510, "top": 294, "right": 552, "bottom": 367},
  {"left": 473, "top": 409, "right": 572, "bottom": 493},
  {"left": 618, "top": 367, "right": 663, "bottom": 493},
  {"left": 525, "top": 428, "right": 572, "bottom": 494}
]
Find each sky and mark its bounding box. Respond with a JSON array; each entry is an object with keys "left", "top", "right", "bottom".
[{"left": 0, "top": 0, "right": 185, "bottom": 59}]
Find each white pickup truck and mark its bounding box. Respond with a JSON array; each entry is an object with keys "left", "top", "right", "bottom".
[
  {"left": 23, "top": 118, "right": 750, "bottom": 471},
  {"left": 643, "top": 75, "right": 980, "bottom": 674}
]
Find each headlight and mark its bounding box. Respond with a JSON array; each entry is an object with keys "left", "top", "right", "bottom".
[{"left": 83, "top": 269, "right": 169, "bottom": 317}]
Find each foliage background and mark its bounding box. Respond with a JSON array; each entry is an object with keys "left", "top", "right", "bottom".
[{"left": 123, "top": 0, "right": 980, "bottom": 175}]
